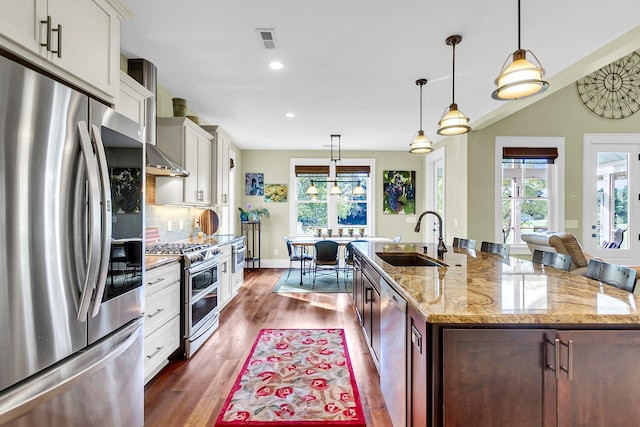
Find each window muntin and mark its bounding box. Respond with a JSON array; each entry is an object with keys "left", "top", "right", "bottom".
[
  {"left": 293, "top": 163, "right": 372, "bottom": 236},
  {"left": 502, "top": 159, "right": 551, "bottom": 244}
]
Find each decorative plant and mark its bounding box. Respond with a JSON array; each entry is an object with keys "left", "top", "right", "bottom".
[{"left": 238, "top": 203, "right": 270, "bottom": 220}]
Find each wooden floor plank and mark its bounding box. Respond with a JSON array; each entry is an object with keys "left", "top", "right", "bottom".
[{"left": 144, "top": 268, "right": 393, "bottom": 426}]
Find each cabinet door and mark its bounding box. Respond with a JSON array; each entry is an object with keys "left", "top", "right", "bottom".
[
  {"left": 556, "top": 330, "right": 640, "bottom": 427},
  {"left": 218, "top": 248, "right": 232, "bottom": 308},
  {"left": 442, "top": 328, "right": 556, "bottom": 427},
  {"left": 215, "top": 130, "right": 230, "bottom": 206},
  {"left": 197, "top": 136, "right": 211, "bottom": 205},
  {"left": 183, "top": 127, "right": 200, "bottom": 204},
  {"left": 407, "top": 305, "right": 428, "bottom": 427},
  {"left": 0, "top": 0, "right": 45, "bottom": 54},
  {"left": 370, "top": 284, "right": 380, "bottom": 361},
  {"left": 48, "top": 0, "right": 119, "bottom": 97}
]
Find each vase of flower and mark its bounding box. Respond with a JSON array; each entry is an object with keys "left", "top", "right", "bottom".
[{"left": 238, "top": 203, "right": 270, "bottom": 223}]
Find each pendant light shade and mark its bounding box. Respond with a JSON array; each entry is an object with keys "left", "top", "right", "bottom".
[
  {"left": 437, "top": 35, "right": 470, "bottom": 136},
  {"left": 410, "top": 78, "right": 432, "bottom": 154},
  {"left": 352, "top": 181, "right": 365, "bottom": 196},
  {"left": 306, "top": 180, "right": 319, "bottom": 196},
  {"left": 492, "top": 0, "right": 548, "bottom": 100},
  {"left": 329, "top": 181, "right": 342, "bottom": 196}
]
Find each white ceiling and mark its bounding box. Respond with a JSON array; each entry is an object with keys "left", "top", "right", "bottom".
[{"left": 120, "top": 0, "right": 640, "bottom": 152}]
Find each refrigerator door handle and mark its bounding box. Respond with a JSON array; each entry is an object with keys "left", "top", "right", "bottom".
[
  {"left": 89, "top": 124, "right": 113, "bottom": 318},
  {"left": 76, "top": 122, "right": 102, "bottom": 322}
]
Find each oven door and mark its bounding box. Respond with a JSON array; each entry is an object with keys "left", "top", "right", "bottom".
[
  {"left": 232, "top": 243, "right": 245, "bottom": 273},
  {"left": 186, "top": 261, "right": 219, "bottom": 340}
]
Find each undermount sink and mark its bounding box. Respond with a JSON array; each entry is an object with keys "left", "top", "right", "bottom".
[{"left": 376, "top": 252, "right": 444, "bottom": 267}]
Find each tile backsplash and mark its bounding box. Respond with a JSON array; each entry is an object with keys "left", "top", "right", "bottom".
[{"left": 146, "top": 175, "right": 207, "bottom": 243}]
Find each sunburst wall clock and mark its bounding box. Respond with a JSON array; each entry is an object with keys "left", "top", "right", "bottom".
[{"left": 576, "top": 51, "right": 640, "bottom": 119}]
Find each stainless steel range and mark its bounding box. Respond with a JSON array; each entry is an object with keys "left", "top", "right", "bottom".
[{"left": 147, "top": 242, "right": 220, "bottom": 358}]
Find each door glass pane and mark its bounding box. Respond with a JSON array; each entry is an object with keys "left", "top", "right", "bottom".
[{"left": 596, "top": 152, "right": 628, "bottom": 249}]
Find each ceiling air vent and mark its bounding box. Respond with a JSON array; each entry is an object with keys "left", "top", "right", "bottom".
[{"left": 256, "top": 28, "right": 277, "bottom": 49}]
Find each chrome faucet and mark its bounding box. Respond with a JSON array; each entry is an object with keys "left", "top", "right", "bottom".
[{"left": 414, "top": 210, "right": 447, "bottom": 259}]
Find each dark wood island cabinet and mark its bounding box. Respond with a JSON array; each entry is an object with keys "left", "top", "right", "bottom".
[{"left": 351, "top": 241, "right": 640, "bottom": 427}]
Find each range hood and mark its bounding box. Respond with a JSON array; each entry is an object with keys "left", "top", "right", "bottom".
[
  {"left": 146, "top": 143, "right": 189, "bottom": 176},
  {"left": 127, "top": 58, "right": 190, "bottom": 177}
]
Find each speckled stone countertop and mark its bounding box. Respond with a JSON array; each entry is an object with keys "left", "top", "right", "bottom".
[
  {"left": 145, "top": 255, "right": 180, "bottom": 270},
  {"left": 354, "top": 241, "right": 640, "bottom": 324}
]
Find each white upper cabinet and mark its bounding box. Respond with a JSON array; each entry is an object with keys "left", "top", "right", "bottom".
[
  {"left": 117, "top": 71, "right": 152, "bottom": 126},
  {"left": 0, "top": 0, "right": 132, "bottom": 102},
  {"left": 156, "top": 117, "right": 213, "bottom": 206},
  {"left": 202, "top": 125, "right": 231, "bottom": 207}
]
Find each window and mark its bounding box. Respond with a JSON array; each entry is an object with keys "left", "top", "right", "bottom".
[
  {"left": 495, "top": 138, "right": 565, "bottom": 252},
  {"left": 291, "top": 159, "right": 374, "bottom": 236}
]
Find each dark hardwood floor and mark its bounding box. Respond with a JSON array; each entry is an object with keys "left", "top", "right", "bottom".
[{"left": 144, "top": 268, "right": 393, "bottom": 426}]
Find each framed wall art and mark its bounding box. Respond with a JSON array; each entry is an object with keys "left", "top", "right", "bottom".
[
  {"left": 110, "top": 168, "right": 142, "bottom": 214},
  {"left": 383, "top": 170, "right": 415, "bottom": 214},
  {"left": 264, "top": 184, "right": 287, "bottom": 203},
  {"left": 245, "top": 172, "right": 264, "bottom": 195}
]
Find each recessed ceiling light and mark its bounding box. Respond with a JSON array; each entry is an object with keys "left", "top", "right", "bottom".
[
  {"left": 285, "top": 112, "right": 295, "bottom": 118},
  {"left": 269, "top": 61, "right": 284, "bottom": 70}
]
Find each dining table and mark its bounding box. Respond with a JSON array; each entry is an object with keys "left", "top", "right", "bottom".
[{"left": 287, "top": 235, "right": 393, "bottom": 285}]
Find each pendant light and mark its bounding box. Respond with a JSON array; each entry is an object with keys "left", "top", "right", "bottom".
[
  {"left": 409, "top": 79, "right": 432, "bottom": 154},
  {"left": 437, "top": 35, "right": 470, "bottom": 136},
  {"left": 329, "top": 181, "right": 342, "bottom": 196},
  {"left": 492, "top": 0, "right": 548, "bottom": 100}
]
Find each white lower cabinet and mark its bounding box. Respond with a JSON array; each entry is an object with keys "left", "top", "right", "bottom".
[
  {"left": 232, "top": 267, "right": 243, "bottom": 294},
  {"left": 144, "top": 260, "right": 181, "bottom": 384},
  {"left": 218, "top": 244, "right": 233, "bottom": 309}
]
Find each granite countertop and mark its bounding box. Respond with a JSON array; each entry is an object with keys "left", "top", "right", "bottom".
[
  {"left": 145, "top": 255, "right": 181, "bottom": 270},
  {"left": 190, "top": 234, "right": 244, "bottom": 246},
  {"left": 354, "top": 241, "right": 640, "bottom": 325}
]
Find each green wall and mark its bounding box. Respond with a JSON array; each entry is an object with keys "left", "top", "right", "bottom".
[
  {"left": 240, "top": 150, "right": 426, "bottom": 264},
  {"left": 467, "top": 82, "right": 640, "bottom": 244}
]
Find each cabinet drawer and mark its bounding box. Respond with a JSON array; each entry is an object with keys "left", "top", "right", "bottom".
[
  {"left": 144, "top": 315, "right": 180, "bottom": 384},
  {"left": 145, "top": 261, "right": 181, "bottom": 297},
  {"left": 144, "top": 282, "right": 180, "bottom": 337}
]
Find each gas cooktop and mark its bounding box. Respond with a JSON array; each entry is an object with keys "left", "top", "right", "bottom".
[{"left": 145, "top": 242, "right": 211, "bottom": 255}]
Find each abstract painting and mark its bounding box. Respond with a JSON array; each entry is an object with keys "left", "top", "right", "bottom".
[{"left": 383, "top": 170, "right": 415, "bottom": 214}]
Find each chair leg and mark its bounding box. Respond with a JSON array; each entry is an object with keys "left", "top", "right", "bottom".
[{"left": 286, "top": 259, "right": 292, "bottom": 281}]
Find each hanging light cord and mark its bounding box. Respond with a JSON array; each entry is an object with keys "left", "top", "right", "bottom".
[
  {"left": 419, "top": 83, "right": 423, "bottom": 130},
  {"left": 451, "top": 40, "right": 456, "bottom": 104},
  {"left": 517, "top": 0, "right": 521, "bottom": 49}
]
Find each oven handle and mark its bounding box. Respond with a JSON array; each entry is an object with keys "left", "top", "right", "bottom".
[{"left": 189, "top": 259, "right": 218, "bottom": 275}]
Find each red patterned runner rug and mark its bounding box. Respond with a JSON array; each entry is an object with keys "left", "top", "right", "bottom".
[{"left": 214, "top": 328, "right": 366, "bottom": 426}]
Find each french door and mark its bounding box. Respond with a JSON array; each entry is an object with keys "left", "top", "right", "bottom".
[{"left": 583, "top": 134, "right": 640, "bottom": 265}]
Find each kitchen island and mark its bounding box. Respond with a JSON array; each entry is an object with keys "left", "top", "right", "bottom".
[{"left": 352, "top": 241, "right": 640, "bottom": 427}]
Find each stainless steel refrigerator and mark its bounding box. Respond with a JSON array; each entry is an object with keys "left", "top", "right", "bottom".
[{"left": 0, "top": 54, "right": 144, "bottom": 426}]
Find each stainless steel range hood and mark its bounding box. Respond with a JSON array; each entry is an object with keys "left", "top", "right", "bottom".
[
  {"left": 127, "top": 58, "right": 189, "bottom": 177},
  {"left": 146, "top": 143, "right": 189, "bottom": 176}
]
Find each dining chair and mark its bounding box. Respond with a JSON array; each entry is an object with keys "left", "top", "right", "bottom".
[
  {"left": 532, "top": 249, "right": 572, "bottom": 271},
  {"left": 480, "top": 241, "right": 510, "bottom": 258},
  {"left": 585, "top": 259, "right": 637, "bottom": 293},
  {"left": 109, "top": 244, "right": 127, "bottom": 287},
  {"left": 123, "top": 240, "right": 143, "bottom": 286},
  {"left": 313, "top": 240, "right": 340, "bottom": 288},
  {"left": 344, "top": 240, "right": 367, "bottom": 285},
  {"left": 453, "top": 237, "right": 476, "bottom": 250},
  {"left": 283, "top": 237, "right": 313, "bottom": 282}
]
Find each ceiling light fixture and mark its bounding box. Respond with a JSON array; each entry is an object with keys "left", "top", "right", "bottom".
[
  {"left": 492, "top": 0, "right": 548, "bottom": 100},
  {"left": 285, "top": 112, "right": 296, "bottom": 118},
  {"left": 437, "top": 35, "right": 471, "bottom": 136},
  {"left": 305, "top": 134, "right": 365, "bottom": 197},
  {"left": 409, "top": 79, "right": 432, "bottom": 154},
  {"left": 269, "top": 61, "right": 284, "bottom": 70}
]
